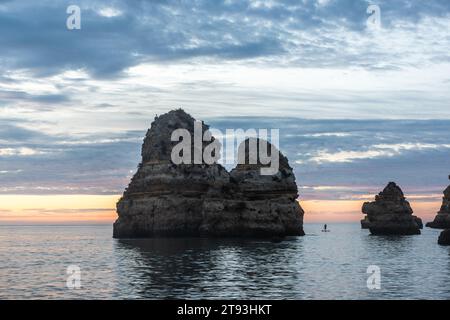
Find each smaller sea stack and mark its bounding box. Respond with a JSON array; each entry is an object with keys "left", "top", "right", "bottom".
[
  {"left": 362, "top": 182, "right": 422, "bottom": 235},
  {"left": 426, "top": 176, "right": 450, "bottom": 229}
]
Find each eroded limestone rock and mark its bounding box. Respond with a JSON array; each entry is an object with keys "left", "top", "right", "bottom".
[
  {"left": 426, "top": 177, "right": 450, "bottom": 229},
  {"left": 438, "top": 229, "right": 450, "bottom": 246},
  {"left": 113, "top": 109, "right": 305, "bottom": 238},
  {"left": 362, "top": 182, "right": 421, "bottom": 235}
]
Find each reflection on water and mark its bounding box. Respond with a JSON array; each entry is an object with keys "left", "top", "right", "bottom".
[
  {"left": 0, "top": 224, "right": 449, "bottom": 299},
  {"left": 114, "top": 238, "right": 305, "bottom": 299}
]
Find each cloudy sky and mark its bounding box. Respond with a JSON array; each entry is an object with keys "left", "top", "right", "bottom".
[{"left": 1, "top": 0, "right": 450, "bottom": 223}]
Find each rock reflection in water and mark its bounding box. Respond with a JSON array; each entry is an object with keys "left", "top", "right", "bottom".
[{"left": 113, "top": 237, "right": 305, "bottom": 299}]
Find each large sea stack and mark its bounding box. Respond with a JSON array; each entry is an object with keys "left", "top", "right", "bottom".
[
  {"left": 113, "top": 109, "right": 305, "bottom": 238},
  {"left": 361, "top": 182, "right": 422, "bottom": 235},
  {"left": 426, "top": 177, "right": 450, "bottom": 229}
]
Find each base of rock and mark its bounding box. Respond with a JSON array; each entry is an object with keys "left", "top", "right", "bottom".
[
  {"left": 369, "top": 226, "right": 421, "bottom": 236},
  {"left": 113, "top": 197, "right": 305, "bottom": 238},
  {"left": 438, "top": 229, "right": 450, "bottom": 245},
  {"left": 361, "top": 217, "right": 370, "bottom": 229},
  {"left": 426, "top": 214, "right": 450, "bottom": 229}
]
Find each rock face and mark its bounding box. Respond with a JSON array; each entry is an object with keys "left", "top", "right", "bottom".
[
  {"left": 438, "top": 229, "right": 450, "bottom": 246},
  {"left": 360, "top": 216, "right": 370, "bottom": 229},
  {"left": 212, "top": 138, "right": 305, "bottom": 237},
  {"left": 426, "top": 177, "right": 450, "bottom": 229},
  {"left": 414, "top": 216, "right": 423, "bottom": 229},
  {"left": 362, "top": 182, "right": 422, "bottom": 235},
  {"left": 113, "top": 109, "right": 305, "bottom": 238}
]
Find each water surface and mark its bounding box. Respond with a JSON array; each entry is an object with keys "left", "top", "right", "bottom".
[{"left": 0, "top": 224, "right": 449, "bottom": 299}]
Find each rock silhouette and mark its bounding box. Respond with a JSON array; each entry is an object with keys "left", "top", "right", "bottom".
[
  {"left": 438, "top": 229, "right": 450, "bottom": 246},
  {"left": 113, "top": 109, "right": 305, "bottom": 238},
  {"left": 362, "top": 182, "right": 422, "bottom": 235},
  {"left": 360, "top": 216, "right": 370, "bottom": 229},
  {"left": 426, "top": 176, "right": 450, "bottom": 229}
]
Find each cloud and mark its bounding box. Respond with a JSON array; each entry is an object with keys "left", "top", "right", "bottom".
[
  {"left": 300, "top": 132, "right": 353, "bottom": 138},
  {"left": 306, "top": 149, "right": 396, "bottom": 163},
  {"left": 0, "top": 147, "right": 47, "bottom": 156},
  {"left": 0, "top": 120, "right": 52, "bottom": 143},
  {"left": 306, "top": 143, "right": 450, "bottom": 164},
  {"left": 1, "top": 1, "right": 449, "bottom": 127},
  {"left": 97, "top": 7, "right": 123, "bottom": 18},
  {"left": 1, "top": 117, "right": 450, "bottom": 200},
  {"left": 0, "top": 89, "right": 70, "bottom": 105},
  {"left": 0, "top": 169, "right": 22, "bottom": 174},
  {"left": 0, "top": 1, "right": 450, "bottom": 202},
  {"left": 0, "top": 121, "right": 143, "bottom": 195},
  {"left": 211, "top": 117, "right": 450, "bottom": 199},
  {"left": 0, "top": 0, "right": 449, "bottom": 78}
]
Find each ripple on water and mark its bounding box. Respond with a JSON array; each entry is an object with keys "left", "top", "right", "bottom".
[{"left": 0, "top": 224, "right": 449, "bottom": 299}]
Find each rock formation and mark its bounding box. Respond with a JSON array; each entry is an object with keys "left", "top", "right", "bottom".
[
  {"left": 113, "top": 109, "right": 305, "bottom": 238},
  {"left": 426, "top": 177, "right": 450, "bottom": 229},
  {"left": 438, "top": 229, "right": 450, "bottom": 246},
  {"left": 213, "top": 138, "right": 305, "bottom": 237},
  {"left": 361, "top": 182, "right": 422, "bottom": 235},
  {"left": 414, "top": 216, "right": 423, "bottom": 229},
  {"left": 360, "top": 216, "right": 370, "bottom": 229}
]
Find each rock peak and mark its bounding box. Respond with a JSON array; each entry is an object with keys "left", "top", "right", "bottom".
[
  {"left": 386, "top": 181, "right": 400, "bottom": 189},
  {"left": 377, "top": 182, "right": 405, "bottom": 202},
  {"left": 234, "top": 137, "right": 291, "bottom": 171},
  {"left": 141, "top": 109, "right": 210, "bottom": 163}
]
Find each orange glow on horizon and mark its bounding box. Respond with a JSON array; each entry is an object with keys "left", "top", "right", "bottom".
[
  {"left": 301, "top": 199, "right": 440, "bottom": 223},
  {"left": 0, "top": 195, "right": 442, "bottom": 224},
  {"left": 0, "top": 195, "right": 119, "bottom": 223}
]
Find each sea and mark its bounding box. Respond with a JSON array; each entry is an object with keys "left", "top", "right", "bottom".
[{"left": 0, "top": 223, "right": 449, "bottom": 300}]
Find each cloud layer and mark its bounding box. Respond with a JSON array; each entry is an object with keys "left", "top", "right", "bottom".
[
  {"left": 0, "top": 0, "right": 450, "bottom": 77},
  {"left": 1, "top": 0, "right": 450, "bottom": 205},
  {"left": 1, "top": 116, "right": 450, "bottom": 201}
]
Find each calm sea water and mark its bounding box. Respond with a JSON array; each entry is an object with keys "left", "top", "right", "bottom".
[{"left": 0, "top": 223, "right": 449, "bottom": 300}]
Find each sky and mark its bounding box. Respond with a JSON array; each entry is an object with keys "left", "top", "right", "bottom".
[{"left": 0, "top": 0, "right": 450, "bottom": 223}]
